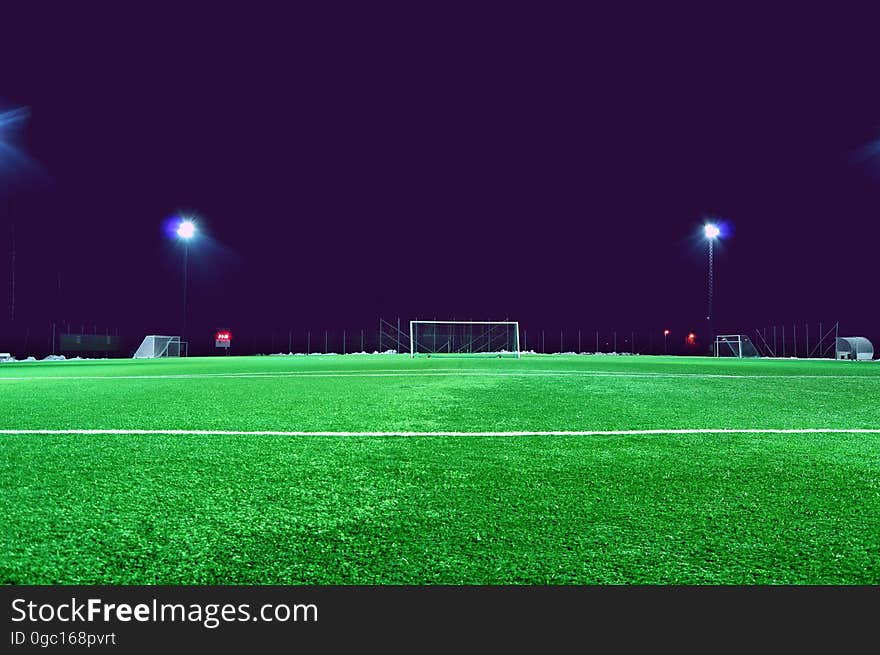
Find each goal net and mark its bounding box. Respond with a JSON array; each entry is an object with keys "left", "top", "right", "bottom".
[
  {"left": 714, "top": 334, "right": 760, "bottom": 358},
  {"left": 133, "top": 335, "right": 184, "bottom": 359},
  {"left": 409, "top": 321, "right": 520, "bottom": 358}
]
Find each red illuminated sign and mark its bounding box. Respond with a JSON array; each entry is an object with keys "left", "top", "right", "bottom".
[{"left": 215, "top": 330, "right": 232, "bottom": 350}]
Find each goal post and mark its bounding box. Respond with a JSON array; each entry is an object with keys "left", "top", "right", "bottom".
[
  {"left": 409, "top": 321, "right": 521, "bottom": 358},
  {"left": 133, "top": 335, "right": 187, "bottom": 359},
  {"left": 714, "top": 334, "right": 760, "bottom": 358}
]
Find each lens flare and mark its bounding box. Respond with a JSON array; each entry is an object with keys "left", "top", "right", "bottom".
[{"left": 0, "top": 104, "right": 45, "bottom": 191}]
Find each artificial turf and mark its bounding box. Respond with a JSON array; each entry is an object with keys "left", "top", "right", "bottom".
[{"left": 0, "top": 354, "right": 878, "bottom": 584}]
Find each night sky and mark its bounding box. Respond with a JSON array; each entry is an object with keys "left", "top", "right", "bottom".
[{"left": 2, "top": 7, "right": 879, "bottom": 355}]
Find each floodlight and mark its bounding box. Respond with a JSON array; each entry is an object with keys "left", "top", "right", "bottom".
[
  {"left": 177, "top": 220, "right": 196, "bottom": 240},
  {"left": 704, "top": 224, "right": 720, "bottom": 240}
]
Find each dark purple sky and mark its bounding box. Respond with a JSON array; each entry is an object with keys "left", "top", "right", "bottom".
[{"left": 2, "top": 7, "right": 879, "bottom": 353}]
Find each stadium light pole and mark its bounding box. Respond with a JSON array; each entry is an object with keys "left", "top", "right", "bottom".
[
  {"left": 176, "top": 219, "right": 196, "bottom": 342},
  {"left": 1, "top": 106, "right": 32, "bottom": 323},
  {"left": 704, "top": 223, "right": 721, "bottom": 352}
]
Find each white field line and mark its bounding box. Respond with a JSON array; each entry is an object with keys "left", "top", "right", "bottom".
[
  {"left": 0, "top": 369, "right": 878, "bottom": 382},
  {"left": 0, "top": 428, "right": 878, "bottom": 437}
]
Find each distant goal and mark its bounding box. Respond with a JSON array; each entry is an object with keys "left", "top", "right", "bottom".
[
  {"left": 133, "top": 335, "right": 187, "bottom": 359},
  {"left": 714, "top": 334, "right": 760, "bottom": 358},
  {"left": 409, "top": 321, "right": 521, "bottom": 358}
]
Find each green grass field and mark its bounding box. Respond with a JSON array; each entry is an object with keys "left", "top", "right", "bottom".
[{"left": 1, "top": 354, "right": 878, "bottom": 584}]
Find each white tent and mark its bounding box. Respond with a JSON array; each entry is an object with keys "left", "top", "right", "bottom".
[{"left": 835, "top": 337, "right": 874, "bottom": 361}]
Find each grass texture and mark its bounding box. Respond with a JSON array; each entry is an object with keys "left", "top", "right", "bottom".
[{"left": 0, "top": 354, "right": 878, "bottom": 584}]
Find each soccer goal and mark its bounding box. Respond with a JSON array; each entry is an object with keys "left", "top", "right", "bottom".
[
  {"left": 409, "top": 321, "right": 521, "bottom": 358},
  {"left": 133, "top": 335, "right": 187, "bottom": 359},
  {"left": 714, "top": 334, "right": 760, "bottom": 358}
]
